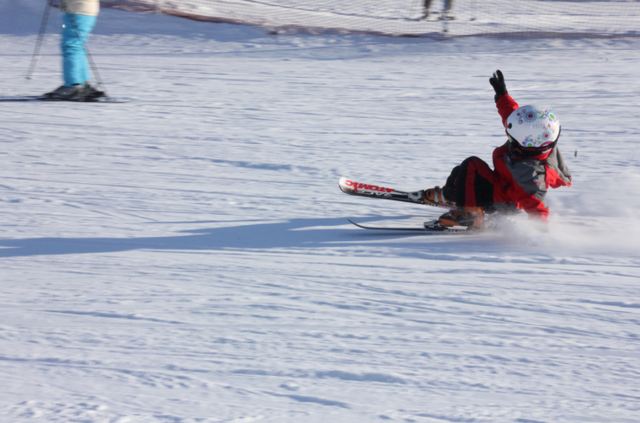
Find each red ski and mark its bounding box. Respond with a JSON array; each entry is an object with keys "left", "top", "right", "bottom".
[{"left": 338, "top": 177, "right": 454, "bottom": 210}]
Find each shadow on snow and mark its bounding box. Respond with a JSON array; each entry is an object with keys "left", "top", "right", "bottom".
[{"left": 0, "top": 216, "right": 496, "bottom": 258}]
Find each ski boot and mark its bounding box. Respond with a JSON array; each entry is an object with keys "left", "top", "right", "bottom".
[
  {"left": 437, "top": 207, "right": 484, "bottom": 228},
  {"left": 441, "top": 9, "right": 455, "bottom": 21},
  {"left": 43, "top": 84, "right": 86, "bottom": 101},
  {"left": 84, "top": 83, "right": 106, "bottom": 100},
  {"left": 408, "top": 186, "right": 456, "bottom": 208},
  {"left": 423, "top": 11, "right": 441, "bottom": 21}
]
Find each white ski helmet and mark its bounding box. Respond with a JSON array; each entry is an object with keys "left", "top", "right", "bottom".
[{"left": 506, "top": 105, "right": 561, "bottom": 156}]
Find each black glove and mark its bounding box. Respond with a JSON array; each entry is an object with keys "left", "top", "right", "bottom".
[{"left": 489, "top": 70, "right": 508, "bottom": 102}]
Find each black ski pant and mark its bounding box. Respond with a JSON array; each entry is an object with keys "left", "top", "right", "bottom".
[
  {"left": 424, "top": 0, "right": 454, "bottom": 12},
  {"left": 443, "top": 156, "right": 496, "bottom": 211}
]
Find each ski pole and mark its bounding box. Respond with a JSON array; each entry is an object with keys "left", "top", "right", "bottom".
[{"left": 26, "top": 0, "right": 53, "bottom": 80}]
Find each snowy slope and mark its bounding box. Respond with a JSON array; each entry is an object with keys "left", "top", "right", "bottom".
[
  {"left": 1, "top": 2, "right": 640, "bottom": 423},
  {"left": 100, "top": 0, "right": 640, "bottom": 37}
]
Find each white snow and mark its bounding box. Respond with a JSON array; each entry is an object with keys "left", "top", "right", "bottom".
[
  {"left": 96, "top": 0, "right": 640, "bottom": 37},
  {"left": 1, "top": 1, "right": 640, "bottom": 422}
]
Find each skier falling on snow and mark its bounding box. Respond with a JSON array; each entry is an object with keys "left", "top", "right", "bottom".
[{"left": 409, "top": 70, "right": 572, "bottom": 230}]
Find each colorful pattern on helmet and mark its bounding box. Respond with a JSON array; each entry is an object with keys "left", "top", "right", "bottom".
[
  {"left": 507, "top": 105, "right": 560, "bottom": 149},
  {"left": 520, "top": 110, "right": 538, "bottom": 123}
]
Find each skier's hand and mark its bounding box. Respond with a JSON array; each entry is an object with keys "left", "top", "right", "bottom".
[{"left": 489, "top": 70, "right": 508, "bottom": 102}]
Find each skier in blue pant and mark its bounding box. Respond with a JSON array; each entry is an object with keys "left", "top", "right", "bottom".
[
  {"left": 45, "top": 0, "right": 104, "bottom": 100},
  {"left": 422, "top": 0, "right": 455, "bottom": 20}
]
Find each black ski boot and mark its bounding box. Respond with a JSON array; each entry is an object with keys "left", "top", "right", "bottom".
[
  {"left": 84, "top": 83, "right": 106, "bottom": 100},
  {"left": 43, "top": 84, "right": 86, "bottom": 101}
]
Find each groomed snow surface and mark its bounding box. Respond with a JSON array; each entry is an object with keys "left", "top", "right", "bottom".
[
  {"left": 100, "top": 0, "right": 640, "bottom": 37},
  {"left": 1, "top": 2, "right": 640, "bottom": 423}
]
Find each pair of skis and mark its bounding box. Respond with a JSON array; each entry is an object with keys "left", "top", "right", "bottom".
[
  {"left": 339, "top": 177, "right": 482, "bottom": 234},
  {"left": 0, "top": 95, "right": 130, "bottom": 103}
]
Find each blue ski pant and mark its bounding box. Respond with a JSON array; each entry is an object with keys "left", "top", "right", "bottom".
[{"left": 61, "top": 13, "right": 97, "bottom": 87}]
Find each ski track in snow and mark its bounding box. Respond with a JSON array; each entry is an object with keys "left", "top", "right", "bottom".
[{"left": 1, "top": 2, "right": 640, "bottom": 423}]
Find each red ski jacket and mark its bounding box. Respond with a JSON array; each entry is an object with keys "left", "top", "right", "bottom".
[{"left": 492, "top": 95, "right": 572, "bottom": 221}]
